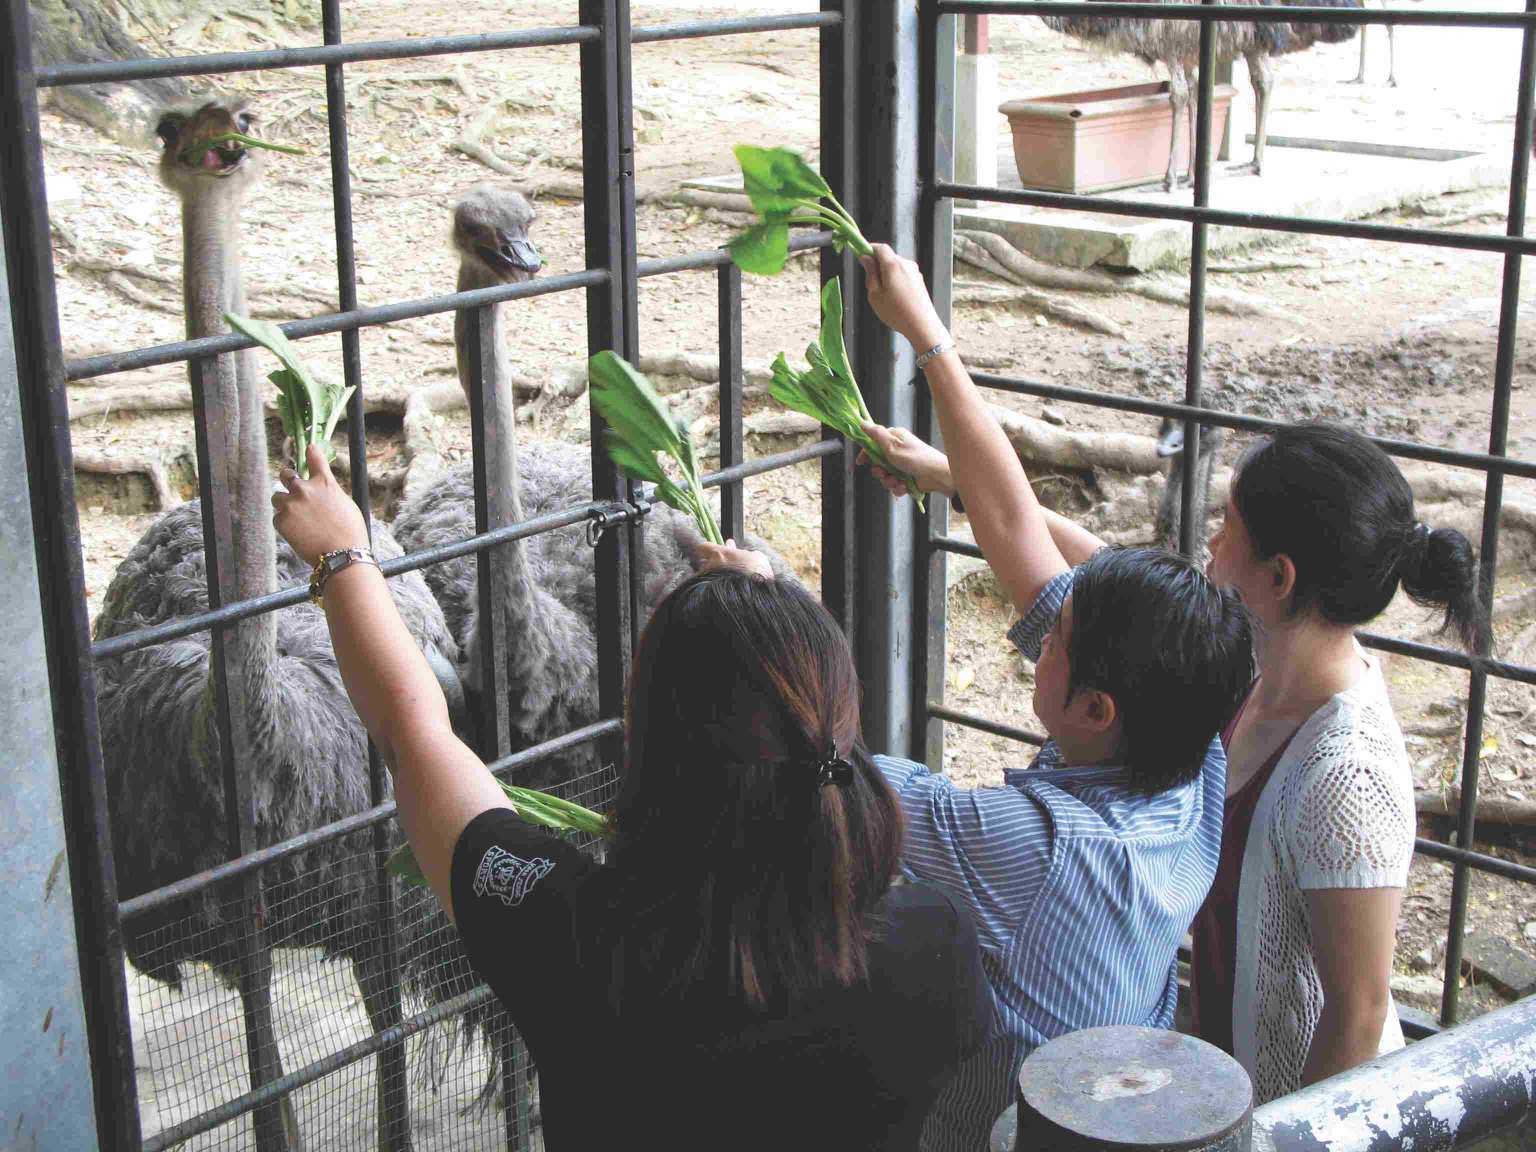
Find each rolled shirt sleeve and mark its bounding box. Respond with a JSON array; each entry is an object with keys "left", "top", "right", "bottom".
[{"left": 1006, "top": 569, "right": 1074, "bottom": 663}]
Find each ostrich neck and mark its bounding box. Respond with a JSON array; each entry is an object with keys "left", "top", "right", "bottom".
[
  {"left": 455, "top": 265, "right": 525, "bottom": 527},
  {"left": 182, "top": 187, "right": 277, "bottom": 677}
]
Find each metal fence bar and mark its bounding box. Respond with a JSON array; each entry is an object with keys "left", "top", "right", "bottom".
[
  {"left": 0, "top": 8, "right": 142, "bottom": 1148},
  {"left": 1177, "top": 0, "right": 1216, "bottom": 558},
  {"left": 966, "top": 372, "right": 1536, "bottom": 480},
  {"left": 636, "top": 230, "right": 834, "bottom": 279},
  {"left": 1440, "top": 0, "right": 1536, "bottom": 1027},
  {"left": 37, "top": 27, "right": 598, "bottom": 87},
  {"left": 64, "top": 268, "right": 607, "bottom": 382},
  {"left": 718, "top": 263, "right": 745, "bottom": 544},
  {"left": 119, "top": 720, "right": 621, "bottom": 922},
  {"left": 928, "top": 704, "right": 1048, "bottom": 746},
  {"left": 1416, "top": 838, "right": 1536, "bottom": 885},
  {"left": 915, "top": 0, "right": 956, "bottom": 767},
  {"left": 937, "top": 1, "right": 1536, "bottom": 25},
  {"left": 937, "top": 181, "right": 1536, "bottom": 256},
  {"left": 631, "top": 12, "right": 840, "bottom": 42},
  {"left": 91, "top": 502, "right": 614, "bottom": 660},
  {"left": 317, "top": 6, "right": 411, "bottom": 1146},
  {"left": 820, "top": 0, "right": 859, "bottom": 642}
]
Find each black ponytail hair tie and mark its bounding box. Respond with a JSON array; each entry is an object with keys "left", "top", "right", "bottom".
[{"left": 814, "top": 745, "right": 855, "bottom": 789}]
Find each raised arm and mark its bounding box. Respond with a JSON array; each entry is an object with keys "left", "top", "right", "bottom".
[
  {"left": 860, "top": 244, "right": 1067, "bottom": 612},
  {"left": 272, "top": 446, "right": 509, "bottom": 918}
]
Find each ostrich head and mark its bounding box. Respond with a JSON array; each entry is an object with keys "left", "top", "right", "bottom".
[
  {"left": 155, "top": 99, "right": 263, "bottom": 198},
  {"left": 452, "top": 184, "right": 542, "bottom": 284}
]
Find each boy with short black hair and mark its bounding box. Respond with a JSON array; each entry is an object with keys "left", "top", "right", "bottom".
[{"left": 856, "top": 245, "right": 1253, "bottom": 1151}]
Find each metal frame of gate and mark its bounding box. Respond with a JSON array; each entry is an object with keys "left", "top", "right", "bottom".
[
  {"left": 0, "top": 3, "right": 865, "bottom": 1148},
  {"left": 912, "top": 0, "right": 1536, "bottom": 1038}
]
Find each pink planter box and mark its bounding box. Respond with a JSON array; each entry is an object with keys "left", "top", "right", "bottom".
[{"left": 999, "top": 82, "right": 1236, "bottom": 194}]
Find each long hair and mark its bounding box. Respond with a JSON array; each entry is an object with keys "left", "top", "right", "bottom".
[
  {"left": 1232, "top": 423, "right": 1482, "bottom": 649},
  {"left": 602, "top": 571, "right": 903, "bottom": 1010}
]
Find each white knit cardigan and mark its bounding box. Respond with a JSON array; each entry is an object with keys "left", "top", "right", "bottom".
[{"left": 1231, "top": 651, "right": 1416, "bottom": 1104}]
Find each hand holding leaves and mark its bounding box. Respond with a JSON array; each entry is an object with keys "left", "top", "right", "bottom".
[
  {"left": 769, "top": 281, "right": 925, "bottom": 509},
  {"left": 226, "top": 313, "right": 353, "bottom": 479},
  {"left": 728, "top": 145, "right": 873, "bottom": 276},
  {"left": 588, "top": 351, "right": 724, "bottom": 545}
]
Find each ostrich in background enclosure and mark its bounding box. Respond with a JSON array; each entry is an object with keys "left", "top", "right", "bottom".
[
  {"left": 1042, "top": 0, "right": 1361, "bottom": 188},
  {"left": 92, "top": 100, "right": 461, "bottom": 1152},
  {"left": 392, "top": 185, "right": 789, "bottom": 789},
  {"left": 1154, "top": 417, "right": 1223, "bottom": 556}
]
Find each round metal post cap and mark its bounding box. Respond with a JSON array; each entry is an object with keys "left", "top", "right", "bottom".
[{"left": 1016, "top": 1026, "right": 1253, "bottom": 1152}]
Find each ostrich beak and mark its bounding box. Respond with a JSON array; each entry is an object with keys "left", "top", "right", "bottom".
[
  {"left": 1155, "top": 422, "right": 1185, "bottom": 458},
  {"left": 500, "top": 234, "right": 542, "bottom": 275}
]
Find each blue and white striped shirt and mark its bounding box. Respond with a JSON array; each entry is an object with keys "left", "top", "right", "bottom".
[{"left": 877, "top": 569, "right": 1226, "bottom": 1152}]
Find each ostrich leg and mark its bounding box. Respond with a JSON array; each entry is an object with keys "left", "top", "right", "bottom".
[
  {"left": 355, "top": 946, "right": 415, "bottom": 1152},
  {"left": 1386, "top": 24, "right": 1397, "bottom": 86},
  {"left": 1346, "top": 25, "right": 1368, "bottom": 82},
  {"left": 1165, "top": 63, "right": 1192, "bottom": 191},
  {"left": 237, "top": 943, "right": 304, "bottom": 1152},
  {"left": 1246, "top": 50, "right": 1274, "bottom": 175}
]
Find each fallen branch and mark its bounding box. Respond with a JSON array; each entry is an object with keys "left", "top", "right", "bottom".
[
  {"left": 956, "top": 229, "right": 1281, "bottom": 318},
  {"left": 988, "top": 404, "right": 1162, "bottom": 475},
  {"left": 1416, "top": 788, "right": 1536, "bottom": 828},
  {"left": 72, "top": 447, "right": 179, "bottom": 511},
  {"left": 954, "top": 280, "right": 1126, "bottom": 338}
]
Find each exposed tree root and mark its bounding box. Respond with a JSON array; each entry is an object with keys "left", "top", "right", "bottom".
[
  {"left": 1415, "top": 787, "right": 1536, "bottom": 828},
  {"left": 954, "top": 278, "right": 1127, "bottom": 339},
  {"left": 987, "top": 404, "right": 1162, "bottom": 475},
  {"left": 72, "top": 445, "right": 181, "bottom": 511}
]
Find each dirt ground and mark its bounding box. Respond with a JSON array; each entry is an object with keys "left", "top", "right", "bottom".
[{"left": 35, "top": 1, "right": 1536, "bottom": 1141}]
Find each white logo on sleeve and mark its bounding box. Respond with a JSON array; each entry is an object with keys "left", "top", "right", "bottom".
[{"left": 473, "top": 845, "right": 555, "bottom": 907}]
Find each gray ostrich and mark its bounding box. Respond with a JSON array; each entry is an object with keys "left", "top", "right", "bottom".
[
  {"left": 393, "top": 185, "right": 789, "bottom": 787},
  {"left": 1153, "top": 417, "right": 1224, "bottom": 555},
  {"left": 1042, "top": 0, "right": 1360, "bottom": 187},
  {"left": 93, "top": 100, "right": 460, "bottom": 1152}
]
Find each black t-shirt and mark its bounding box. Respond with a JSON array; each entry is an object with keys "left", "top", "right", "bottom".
[{"left": 450, "top": 807, "right": 998, "bottom": 1151}]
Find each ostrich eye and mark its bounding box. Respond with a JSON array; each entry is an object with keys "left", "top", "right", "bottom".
[
  {"left": 156, "top": 115, "right": 183, "bottom": 149},
  {"left": 237, "top": 113, "right": 253, "bottom": 132}
]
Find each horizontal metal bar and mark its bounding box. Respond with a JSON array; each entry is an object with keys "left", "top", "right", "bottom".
[
  {"left": 93, "top": 501, "right": 618, "bottom": 661},
  {"left": 636, "top": 230, "right": 835, "bottom": 279},
  {"left": 928, "top": 703, "right": 1048, "bottom": 747},
  {"left": 967, "top": 372, "right": 1536, "bottom": 481},
  {"left": 1358, "top": 630, "right": 1536, "bottom": 687},
  {"left": 939, "top": 182, "right": 1536, "bottom": 258},
  {"left": 65, "top": 268, "right": 608, "bottom": 382},
  {"left": 120, "top": 718, "right": 620, "bottom": 920},
  {"left": 931, "top": 534, "right": 984, "bottom": 560},
  {"left": 37, "top": 26, "right": 597, "bottom": 88},
  {"left": 701, "top": 437, "right": 842, "bottom": 487},
  {"left": 1254, "top": 995, "right": 1536, "bottom": 1152},
  {"left": 1414, "top": 837, "right": 1536, "bottom": 884},
  {"left": 938, "top": 1, "right": 1536, "bottom": 27},
  {"left": 141, "top": 982, "right": 501, "bottom": 1152},
  {"left": 632, "top": 12, "right": 839, "bottom": 42}
]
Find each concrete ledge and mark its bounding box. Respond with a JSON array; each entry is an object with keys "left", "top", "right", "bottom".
[{"left": 959, "top": 135, "right": 1512, "bottom": 271}]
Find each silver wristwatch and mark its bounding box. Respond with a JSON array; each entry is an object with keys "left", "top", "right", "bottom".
[{"left": 309, "top": 547, "right": 378, "bottom": 606}]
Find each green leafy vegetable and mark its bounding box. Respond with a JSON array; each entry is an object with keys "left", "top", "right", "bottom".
[
  {"left": 178, "top": 131, "right": 306, "bottom": 165},
  {"left": 728, "top": 145, "right": 873, "bottom": 276},
  {"left": 588, "top": 351, "right": 725, "bottom": 545},
  {"left": 225, "top": 313, "right": 354, "bottom": 478},
  {"left": 387, "top": 783, "right": 607, "bottom": 888},
  {"left": 769, "top": 280, "right": 925, "bottom": 509}
]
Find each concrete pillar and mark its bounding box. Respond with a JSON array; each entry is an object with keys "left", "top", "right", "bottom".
[
  {"left": 0, "top": 213, "right": 101, "bottom": 1151},
  {"left": 956, "top": 16, "right": 999, "bottom": 191}
]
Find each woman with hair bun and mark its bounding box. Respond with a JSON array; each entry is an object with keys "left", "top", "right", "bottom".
[{"left": 1194, "top": 421, "right": 1482, "bottom": 1103}]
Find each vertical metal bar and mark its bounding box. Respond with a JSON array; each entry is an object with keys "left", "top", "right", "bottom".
[
  {"left": 319, "top": 7, "right": 410, "bottom": 1147},
  {"left": 614, "top": 0, "right": 645, "bottom": 654},
  {"left": 851, "top": 0, "right": 921, "bottom": 755},
  {"left": 718, "top": 263, "right": 745, "bottom": 544},
  {"left": 915, "top": 0, "right": 956, "bottom": 768},
  {"left": 1180, "top": 0, "right": 1218, "bottom": 558},
  {"left": 0, "top": 7, "right": 141, "bottom": 1147},
  {"left": 821, "top": 0, "right": 859, "bottom": 641},
  {"left": 1440, "top": 0, "right": 1534, "bottom": 1026}
]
